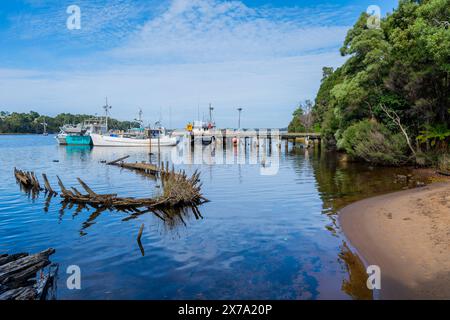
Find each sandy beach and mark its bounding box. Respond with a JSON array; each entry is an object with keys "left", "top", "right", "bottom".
[{"left": 339, "top": 182, "right": 450, "bottom": 299}]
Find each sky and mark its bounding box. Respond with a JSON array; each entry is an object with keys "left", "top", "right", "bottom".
[{"left": 0, "top": 0, "right": 399, "bottom": 128}]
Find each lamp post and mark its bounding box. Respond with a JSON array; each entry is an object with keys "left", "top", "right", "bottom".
[{"left": 237, "top": 107, "right": 243, "bottom": 129}]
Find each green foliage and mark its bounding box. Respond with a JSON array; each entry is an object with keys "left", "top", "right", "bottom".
[
  {"left": 416, "top": 124, "right": 450, "bottom": 147},
  {"left": 287, "top": 116, "right": 305, "bottom": 133},
  {"left": 337, "top": 120, "right": 408, "bottom": 166},
  {"left": 437, "top": 153, "right": 450, "bottom": 172},
  {"left": 0, "top": 111, "right": 139, "bottom": 134},
  {"left": 288, "top": 100, "right": 314, "bottom": 133},
  {"left": 301, "top": 0, "right": 450, "bottom": 164}
]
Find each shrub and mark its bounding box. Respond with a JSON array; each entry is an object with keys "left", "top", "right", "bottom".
[
  {"left": 337, "top": 119, "right": 408, "bottom": 165},
  {"left": 437, "top": 154, "right": 450, "bottom": 173}
]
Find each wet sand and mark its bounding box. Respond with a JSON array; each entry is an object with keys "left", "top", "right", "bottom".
[{"left": 339, "top": 183, "right": 450, "bottom": 299}]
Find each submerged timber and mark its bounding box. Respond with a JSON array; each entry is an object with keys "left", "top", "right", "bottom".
[
  {"left": 0, "top": 248, "right": 58, "bottom": 300},
  {"left": 14, "top": 164, "right": 208, "bottom": 214}
]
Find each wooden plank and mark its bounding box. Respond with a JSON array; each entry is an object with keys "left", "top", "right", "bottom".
[
  {"left": 0, "top": 253, "right": 28, "bottom": 266},
  {"left": 106, "top": 155, "right": 130, "bottom": 165},
  {"left": 0, "top": 248, "right": 56, "bottom": 301}
]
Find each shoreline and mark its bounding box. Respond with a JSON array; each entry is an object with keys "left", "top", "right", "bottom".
[
  {"left": 339, "top": 182, "right": 450, "bottom": 299},
  {"left": 0, "top": 133, "right": 51, "bottom": 135}
]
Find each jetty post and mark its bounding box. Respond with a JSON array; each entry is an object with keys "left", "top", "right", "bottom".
[
  {"left": 157, "top": 133, "right": 161, "bottom": 167},
  {"left": 148, "top": 126, "right": 152, "bottom": 164}
]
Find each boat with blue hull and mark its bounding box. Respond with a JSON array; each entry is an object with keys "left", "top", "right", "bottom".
[
  {"left": 65, "top": 135, "right": 92, "bottom": 146},
  {"left": 56, "top": 116, "right": 107, "bottom": 146}
]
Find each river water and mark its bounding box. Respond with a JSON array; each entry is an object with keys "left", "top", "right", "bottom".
[{"left": 0, "top": 134, "right": 421, "bottom": 299}]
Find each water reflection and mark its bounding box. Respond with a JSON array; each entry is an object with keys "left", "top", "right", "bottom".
[
  {"left": 302, "top": 147, "right": 426, "bottom": 300},
  {"left": 3, "top": 135, "right": 429, "bottom": 299},
  {"left": 339, "top": 242, "right": 372, "bottom": 300},
  {"left": 39, "top": 181, "right": 204, "bottom": 239}
]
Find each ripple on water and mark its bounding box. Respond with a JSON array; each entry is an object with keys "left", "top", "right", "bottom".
[{"left": 0, "top": 135, "right": 409, "bottom": 299}]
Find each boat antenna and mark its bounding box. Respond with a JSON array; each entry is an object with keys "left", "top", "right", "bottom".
[{"left": 103, "top": 97, "right": 112, "bottom": 131}]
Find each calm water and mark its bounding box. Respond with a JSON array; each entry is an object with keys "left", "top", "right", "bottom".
[{"left": 0, "top": 135, "right": 420, "bottom": 299}]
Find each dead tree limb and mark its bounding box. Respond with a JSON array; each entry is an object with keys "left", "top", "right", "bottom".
[{"left": 379, "top": 103, "right": 417, "bottom": 157}]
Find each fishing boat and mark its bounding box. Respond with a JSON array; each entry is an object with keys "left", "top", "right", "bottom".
[
  {"left": 91, "top": 127, "right": 178, "bottom": 147},
  {"left": 91, "top": 108, "right": 177, "bottom": 147},
  {"left": 55, "top": 130, "right": 67, "bottom": 145},
  {"left": 56, "top": 99, "right": 110, "bottom": 146},
  {"left": 55, "top": 124, "right": 83, "bottom": 145},
  {"left": 66, "top": 117, "right": 108, "bottom": 145},
  {"left": 56, "top": 119, "right": 107, "bottom": 146}
]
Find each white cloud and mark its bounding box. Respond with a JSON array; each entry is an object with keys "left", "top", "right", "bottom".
[
  {"left": 1, "top": 0, "right": 352, "bottom": 127},
  {"left": 0, "top": 52, "right": 346, "bottom": 128},
  {"left": 111, "top": 0, "right": 350, "bottom": 63}
]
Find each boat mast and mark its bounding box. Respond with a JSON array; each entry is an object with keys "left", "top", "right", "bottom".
[
  {"left": 103, "top": 97, "right": 112, "bottom": 131},
  {"left": 134, "top": 108, "right": 143, "bottom": 128},
  {"left": 41, "top": 117, "right": 48, "bottom": 135},
  {"left": 209, "top": 103, "right": 214, "bottom": 125}
]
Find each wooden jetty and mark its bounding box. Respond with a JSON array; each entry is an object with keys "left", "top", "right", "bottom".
[
  {"left": 173, "top": 129, "right": 321, "bottom": 139},
  {"left": 173, "top": 130, "right": 321, "bottom": 148},
  {"left": 0, "top": 248, "right": 58, "bottom": 300}
]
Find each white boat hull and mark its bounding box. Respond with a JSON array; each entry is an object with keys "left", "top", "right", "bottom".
[
  {"left": 90, "top": 133, "right": 178, "bottom": 147},
  {"left": 56, "top": 135, "right": 67, "bottom": 145}
]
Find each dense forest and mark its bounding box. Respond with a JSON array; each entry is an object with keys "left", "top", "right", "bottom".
[
  {"left": 289, "top": 0, "right": 449, "bottom": 169},
  {"left": 0, "top": 111, "right": 140, "bottom": 134}
]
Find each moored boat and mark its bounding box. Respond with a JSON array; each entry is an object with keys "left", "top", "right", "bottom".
[
  {"left": 65, "top": 135, "right": 92, "bottom": 146},
  {"left": 55, "top": 116, "right": 107, "bottom": 146},
  {"left": 186, "top": 104, "right": 217, "bottom": 145},
  {"left": 55, "top": 131, "right": 67, "bottom": 145},
  {"left": 55, "top": 124, "right": 85, "bottom": 145},
  {"left": 91, "top": 128, "right": 177, "bottom": 147}
]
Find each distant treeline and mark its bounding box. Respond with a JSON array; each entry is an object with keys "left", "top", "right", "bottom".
[{"left": 0, "top": 111, "right": 140, "bottom": 134}]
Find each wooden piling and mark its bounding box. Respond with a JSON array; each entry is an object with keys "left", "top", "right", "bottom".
[
  {"left": 137, "top": 223, "right": 144, "bottom": 242},
  {"left": 42, "top": 173, "right": 55, "bottom": 194}
]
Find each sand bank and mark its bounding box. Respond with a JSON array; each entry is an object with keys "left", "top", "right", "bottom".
[{"left": 339, "top": 183, "right": 450, "bottom": 299}]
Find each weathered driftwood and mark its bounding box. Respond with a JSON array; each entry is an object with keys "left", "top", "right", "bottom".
[
  {"left": 107, "top": 155, "right": 160, "bottom": 175},
  {"left": 0, "top": 248, "right": 57, "bottom": 300},
  {"left": 14, "top": 168, "right": 42, "bottom": 191},
  {"left": 42, "top": 173, "right": 56, "bottom": 194},
  {"left": 106, "top": 155, "right": 130, "bottom": 165},
  {"left": 56, "top": 168, "right": 208, "bottom": 211},
  {"left": 14, "top": 166, "right": 208, "bottom": 240}
]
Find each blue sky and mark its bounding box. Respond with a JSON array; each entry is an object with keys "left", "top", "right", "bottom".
[{"left": 0, "top": 0, "right": 398, "bottom": 128}]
